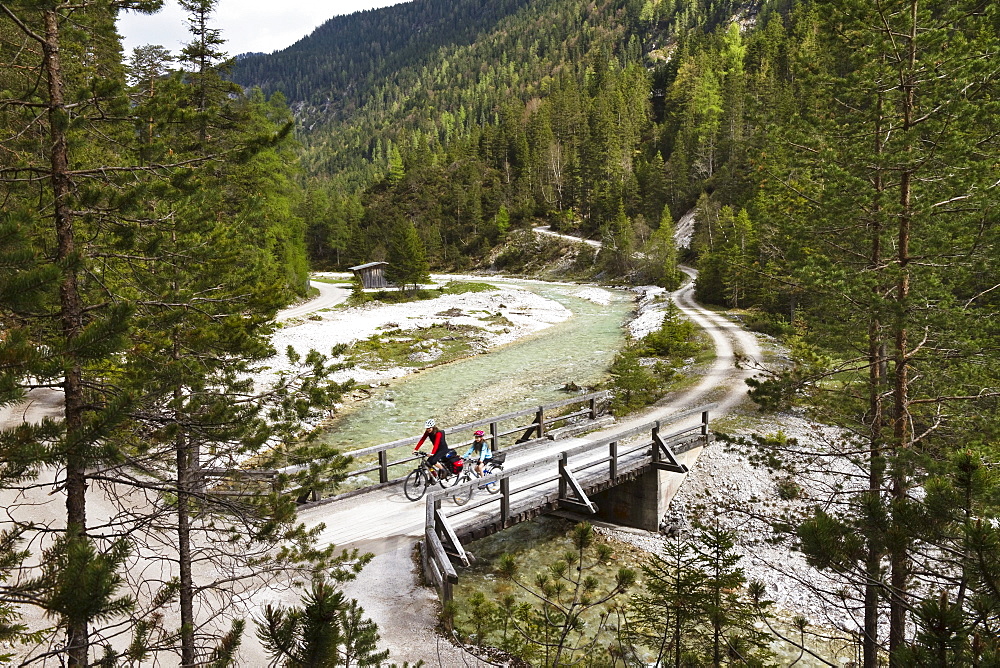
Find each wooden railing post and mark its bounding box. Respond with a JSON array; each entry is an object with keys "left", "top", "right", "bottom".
[
  {"left": 701, "top": 410, "right": 710, "bottom": 437},
  {"left": 500, "top": 477, "right": 510, "bottom": 527},
  {"left": 426, "top": 495, "right": 439, "bottom": 537},
  {"left": 536, "top": 406, "right": 546, "bottom": 438},
  {"left": 490, "top": 421, "right": 498, "bottom": 448},
  {"left": 589, "top": 396, "right": 597, "bottom": 419},
  {"left": 378, "top": 450, "right": 389, "bottom": 484},
  {"left": 558, "top": 452, "right": 568, "bottom": 500},
  {"left": 651, "top": 422, "right": 661, "bottom": 464},
  {"left": 609, "top": 441, "right": 618, "bottom": 479}
]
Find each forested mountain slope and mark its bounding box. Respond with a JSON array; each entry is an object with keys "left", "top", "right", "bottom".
[
  {"left": 231, "top": 0, "right": 536, "bottom": 109},
  {"left": 233, "top": 0, "right": 757, "bottom": 274}
]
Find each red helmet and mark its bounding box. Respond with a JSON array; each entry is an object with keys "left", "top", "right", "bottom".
[{"left": 474, "top": 430, "right": 485, "bottom": 437}]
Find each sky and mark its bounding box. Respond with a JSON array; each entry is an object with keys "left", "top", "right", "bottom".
[{"left": 118, "top": 0, "right": 412, "bottom": 58}]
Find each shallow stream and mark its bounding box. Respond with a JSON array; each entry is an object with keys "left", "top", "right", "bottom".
[{"left": 318, "top": 281, "right": 634, "bottom": 452}]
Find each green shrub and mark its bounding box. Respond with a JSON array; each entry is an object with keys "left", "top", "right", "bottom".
[
  {"left": 608, "top": 350, "right": 660, "bottom": 414},
  {"left": 640, "top": 302, "right": 698, "bottom": 359},
  {"left": 741, "top": 309, "right": 795, "bottom": 338},
  {"left": 776, "top": 477, "right": 802, "bottom": 500}
]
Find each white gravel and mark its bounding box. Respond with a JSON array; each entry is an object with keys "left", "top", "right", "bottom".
[
  {"left": 627, "top": 285, "right": 670, "bottom": 339},
  {"left": 595, "top": 408, "right": 869, "bottom": 639},
  {"left": 664, "top": 412, "right": 864, "bottom": 629},
  {"left": 591, "top": 280, "right": 869, "bottom": 638},
  {"left": 261, "top": 285, "right": 571, "bottom": 390}
]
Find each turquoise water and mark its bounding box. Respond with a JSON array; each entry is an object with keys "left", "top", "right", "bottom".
[{"left": 319, "top": 282, "right": 633, "bottom": 453}]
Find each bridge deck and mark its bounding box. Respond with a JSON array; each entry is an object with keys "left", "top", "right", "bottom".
[
  {"left": 299, "top": 405, "right": 710, "bottom": 571},
  {"left": 299, "top": 435, "right": 594, "bottom": 555}
]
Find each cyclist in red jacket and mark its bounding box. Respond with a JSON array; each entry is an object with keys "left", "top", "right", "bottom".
[{"left": 413, "top": 418, "right": 453, "bottom": 477}]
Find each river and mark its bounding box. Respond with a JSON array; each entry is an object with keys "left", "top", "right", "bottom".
[{"left": 317, "top": 281, "right": 635, "bottom": 452}]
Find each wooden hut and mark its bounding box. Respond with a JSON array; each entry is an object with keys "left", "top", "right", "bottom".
[{"left": 348, "top": 261, "right": 390, "bottom": 289}]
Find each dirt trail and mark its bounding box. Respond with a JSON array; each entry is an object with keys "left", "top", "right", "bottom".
[
  {"left": 605, "top": 265, "right": 761, "bottom": 434},
  {"left": 277, "top": 279, "right": 350, "bottom": 320}
]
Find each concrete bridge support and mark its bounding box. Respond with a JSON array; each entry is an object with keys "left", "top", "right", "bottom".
[{"left": 591, "top": 442, "right": 705, "bottom": 532}]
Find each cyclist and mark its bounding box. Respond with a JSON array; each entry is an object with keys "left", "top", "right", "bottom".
[
  {"left": 413, "top": 418, "right": 453, "bottom": 477},
  {"left": 462, "top": 429, "right": 492, "bottom": 476}
]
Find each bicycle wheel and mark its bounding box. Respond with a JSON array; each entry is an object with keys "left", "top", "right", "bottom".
[
  {"left": 403, "top": 468, "right": 429, "bottom": 501},
  {"left": 483, "top": 464, "right": 502, "bottom": 493},
  {"left": 452, "top": 472, "right": 474, "bottom": 506}
]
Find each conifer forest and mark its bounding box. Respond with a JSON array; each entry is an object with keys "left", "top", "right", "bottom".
[{"left": 1, "top": 0, "right": 999, "bottom": 665}]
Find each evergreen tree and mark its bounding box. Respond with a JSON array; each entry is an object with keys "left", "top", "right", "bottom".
[
  {"left": 0, "top": 2, "right": 160, "bottom": 662},
  {"left": 491, "top": 522, "right": 636, "bottom": 667},
  {"left": 639, "top": 206, "right": 681, "bottom": 288},
  {"left": 384, "top": 218, "right": 430, "bottom": 291},
  {"left": 1, "top": 2, "right": 347, "bottom": 664},
  {"left": 628, "top": 534, "right": 711, "bottom": 666},
  {"left": 600, "top": 203, "right": 635, "bottom": 276},
  {"left": 115, "top": 11, "right": 353, "bottom": 663},
  {"left": 629, "top": 526, "right": 774, "bottom": 667},
  {"left": 257, "top": 577, "right": 389, "bottom": 668},
  {"left": 387, "top": 144, "right": 406, "bottom": 184},
  {"left": 751, "top": 2, "right": 1000, "bottom": 665}
]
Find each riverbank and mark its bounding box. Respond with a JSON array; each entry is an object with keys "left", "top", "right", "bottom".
[{"left": 261, "top": 275, "right": 625, "bottom": 427}]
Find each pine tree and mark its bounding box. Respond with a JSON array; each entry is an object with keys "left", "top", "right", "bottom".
[
  {"left": 638, "top": 205, "right": 680, "bottom": 289},
  {"left": 257, "top": 576, "right": 389, "bottom": 667},
  {"left": 751, "top": 2, "right": 1000, "bottom": 665},
  {"left": 387, "top": 144, "right": 406, "bottom": 184},
  {"left": 114, "top": 12, "right": 355, "bottom": 664},
  {"left": 491, "top": 522, "right": 636, "bottom": 667},
  {"left": 384, "top": 218, "right": 430, "bottom": 291},
  {"left": 600, "top": 203, "right": 635, "bottom": 275},
  {"left": 629, "top": 534, "right": 712, "bottom": 666},
  {"left": 0, "top": 2, "right": 161, "bottom": 662},
  {"left": 629, "top": 526, "right": 774, "bottom": 667}
]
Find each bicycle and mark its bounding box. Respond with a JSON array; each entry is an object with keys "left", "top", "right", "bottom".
[
  {"left": 452, "top": 452, "right": 506, "bottom": 506},
  {"left": 403, "top": 451, "right": 460, "bottom": 501}
]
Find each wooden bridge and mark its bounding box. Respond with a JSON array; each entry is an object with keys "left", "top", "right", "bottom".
[
  {"left": 287, "top": 390, "right": 613, "bottom": 502},
  {"left": 287, "top": 395, "right": 713, "bottom": 604},
  {"left": 422, "top": 405, "right": 713, "bottom": 601}
]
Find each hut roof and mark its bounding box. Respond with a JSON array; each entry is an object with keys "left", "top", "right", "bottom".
[{"left": 348, "top": 261, "right": 389, "bottom": 272}]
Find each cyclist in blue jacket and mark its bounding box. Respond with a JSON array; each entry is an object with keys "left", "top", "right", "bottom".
[{"left": 462, "top": 430, "right": 492, "bottom": 476}]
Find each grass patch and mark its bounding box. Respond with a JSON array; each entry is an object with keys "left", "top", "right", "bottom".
[
  {"left": 439, "top": 281, "right": 498, "bottom": 294},
  {"left": 346, "top": 323, "right": 480, "bottom": 368},
  {"left": 480, "top": 312, "right": 515, "bottom": 327},
  {"left": 310, "top": 276, "right": 353, "bottom": 285}
]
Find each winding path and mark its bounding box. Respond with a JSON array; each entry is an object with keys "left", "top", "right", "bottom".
[{"left": 277, "top": 279, "right": 351, "bottom": 320}]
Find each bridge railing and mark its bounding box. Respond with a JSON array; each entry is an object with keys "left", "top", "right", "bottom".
[
  {"left": 285, "top": 390, "right": 610, "bottom": 503},
  {"left": 422, "top": 404, "right": 714, "bottom": 600}
]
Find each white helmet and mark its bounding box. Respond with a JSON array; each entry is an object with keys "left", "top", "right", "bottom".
[{"left": 424, "top": 418, "right": 436, "bottom": 429}]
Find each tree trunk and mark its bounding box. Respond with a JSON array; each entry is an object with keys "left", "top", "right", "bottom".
[
  {"left": 176, "top": 386, "right": 196, "bottom": 667},
  {"left": 863, "top": 89, "right": 887, "bottom": 668},
  {"left": 42, "top": 9, "right": 89, "bottom": 665},
  {"left": 177, "top": 455, "right": 195, "bottom": 667},
  {"left": 888, "top": 5, "right": 918, "bottom": 662}
]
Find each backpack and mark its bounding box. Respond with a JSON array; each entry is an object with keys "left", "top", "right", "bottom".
[{"left": 445, "top": 450, "right": 463, "bottom": 473}]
